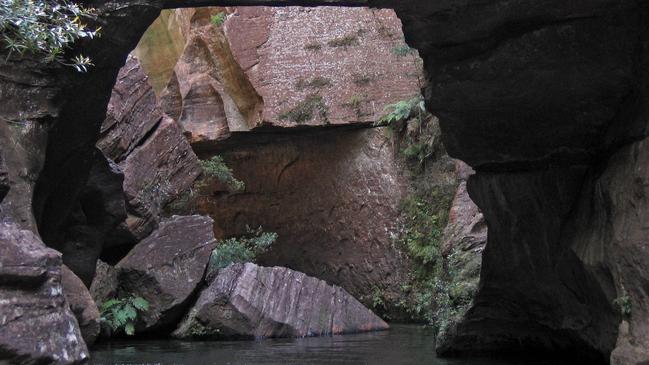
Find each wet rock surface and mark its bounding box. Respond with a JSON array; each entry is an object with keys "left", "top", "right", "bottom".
[
  {"left": 113, "top": 215, "right": 218, "bottom": 333},
  {"left": 174, "top": 263, "right": 389, "bottom": 339},
  {"left": 0, "top": 222, "right": 88, "bottom": 365},
  {"left": 61, "top": 265, "right": 101, "bottom": 347}
]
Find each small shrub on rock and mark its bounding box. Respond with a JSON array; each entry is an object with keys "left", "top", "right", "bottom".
[
  {"left": 279, "top": 94, "right": 328, "bottom": 124},
  {"left": 200, "top": 155, "right": 245, "bottom": 192},
  {"left": 208, "top": 226, "right": 277, "bottom": 273},
  {"left": 210, "top": 12, "right": 226, "bottom": 27}
]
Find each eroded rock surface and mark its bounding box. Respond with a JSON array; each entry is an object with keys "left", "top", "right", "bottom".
[
  {"left": 61, "top": 265, "right": 101, "bottom": 346},
  {"left": 0, "top": 0, "right": 647, "bottom": 363},
  {"left": 174, "top": 263, "right": 388, "bottom": 339},
  {"left": 0, "top": 222, "right": 88, "bottom": 364},
  {"left": 112, "top": 215, "right": 218, "bottom": 332},
  {"left": 442, "top": 162, "right": 487, "bottom": 254},
  {"left": 89, "top": 260, "right": 118, "bottom": 310}
]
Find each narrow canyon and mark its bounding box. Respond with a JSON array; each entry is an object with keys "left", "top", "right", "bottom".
[{"left": 0, "top": 1, "right": 647, "bottom": 365}]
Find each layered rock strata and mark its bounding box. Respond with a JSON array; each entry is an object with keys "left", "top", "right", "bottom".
[
  {"left": 97, "top": 56, "right": 202, "bottom": 261},
  {"left": 136, "top": 6, "right": 423, "bottom": 147},
  {"left": 174, "top": 263, "right": 389, "bottom": 339},
  {"left": 0, "top": 222, "right": 88, "bottom": 364}
]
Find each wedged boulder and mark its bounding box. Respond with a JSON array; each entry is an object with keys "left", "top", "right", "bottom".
[
  {"left": 61, "top": 266, "right": 101, "bottom": 346},
  {"left": 0, "top": 222, "right": 88, "bottom": 364},
  {"left": 97, "top": 56, "right": 202, "bottom": 258},
  {"left": 173, "top": 263, "right": 389, "bottom": 339},
  {"left": 114, "top": 215, "right": 218, "bottom": 332},
  {"left": 117, "top": 116, "right": 202, "bottom": 244}
]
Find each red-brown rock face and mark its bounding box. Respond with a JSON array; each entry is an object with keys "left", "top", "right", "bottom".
[
  {"left": 137, "top": 6, "right": 423, "bottom": 147},
  {"left": 98, "top": 57, "right": 202, "bottom": 259}
]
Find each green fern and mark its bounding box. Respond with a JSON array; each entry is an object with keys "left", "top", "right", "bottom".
[
  {"left": 100, "top": 296, "right": 149, "bottom": 336},
  {"left": 376, "top": 97, "right": 425, "bottom": 126}
]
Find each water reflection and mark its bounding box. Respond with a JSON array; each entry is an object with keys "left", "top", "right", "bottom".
[{"left": 90, "top": 325, "right": 565, "bottom": 365}]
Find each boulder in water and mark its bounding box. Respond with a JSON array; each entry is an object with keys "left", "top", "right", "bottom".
[{"left": 173, "top": 263, "right": 389, "bottom": 339}]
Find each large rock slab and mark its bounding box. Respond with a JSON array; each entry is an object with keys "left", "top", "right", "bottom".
[
  {"left": 113, "top": 215, "right": 218, "bottom": 333},
  {"left": 137, "top": 6, "right": 423, "bottom": 147},
  {"left": 0, "top": 222, "right": 88, "bottom": 364},
  {"left": 174, "top": 263, "right": 389, "bottom": 339},
  {"left": 61, "top": 266, "right": 101, "bottom": 346},
  {"left": 98, "top": 55, "right": 163, "bottom": 163}
]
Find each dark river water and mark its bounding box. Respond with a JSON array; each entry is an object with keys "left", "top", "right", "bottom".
[{"left": 90, "top": 325, "right": 570, "bottom": 365}]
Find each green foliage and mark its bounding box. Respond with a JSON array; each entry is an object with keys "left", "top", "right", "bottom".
[
  {"left": 0, "top": 0, "right": 100, "bottom": 71},
  {"left": 210, "top": 12, "right": 226, "bottom": 26},
  {"left": 100, "top": 296, "right": 149, "bottom": 336},
  {"left": 327, "top": 33, "right": 359, "bottom": 48},
  {"left": 370, "top": 286, "right": 386, "bottom": 310},
  {"left": 164, "top": 155, "right": 244, "bottom": 216},
  {"left": 304, "top": 41, "right": 322, "bottom": 51},
  {"left": 208, "top": 226, "right": 277, "bottom": 271},
  {"left": 200, "top": 155, "right": 245, "bottom": 192},
  {"left": 279, "top": 94, "right": 328, "bottom": 124},
  {"left": 376, "top": 96, "right": 425, "bottom": 126},
  {"left": 295, "top": 76, "right": 332, "bottom": 91},
  {"left": 392, "top": 44, "right": 414, "bottom": 57},
  {"left": 614, "top": 295, "right": 632, "bottom": 317}
]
